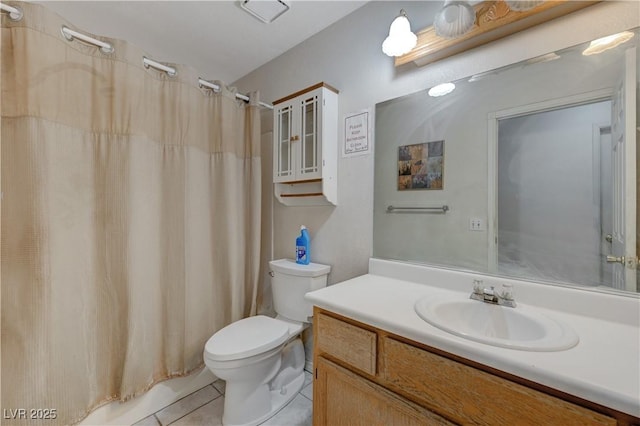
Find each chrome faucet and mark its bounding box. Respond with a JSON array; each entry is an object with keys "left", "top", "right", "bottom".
[{"left": 470, "top": 279, "right": 516, "bottom": 308}]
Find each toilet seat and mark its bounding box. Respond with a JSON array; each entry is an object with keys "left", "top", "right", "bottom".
[{"left": 204, "top": 315, "right": 289, "bottom": 362}]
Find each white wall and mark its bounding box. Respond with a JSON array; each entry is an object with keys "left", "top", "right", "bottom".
[{"left": 234, "top": 1, "right": 640, "bottom": 301}]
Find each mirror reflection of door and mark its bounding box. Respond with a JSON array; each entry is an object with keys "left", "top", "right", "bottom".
[
  {"left": 609, "top": 47, "right": 637, "bottom": 292},
  {"left": 497, "top": 100, "right": 612, "bottom": 288},
  {"left": 496, "top": 45, "right": 637, "bottom": 292},
  {"left": 490, "top": 48, "right": 640, "bottom": 291},
  {"left": 598, "top": 125, "right": 613, "bottom": 288}
]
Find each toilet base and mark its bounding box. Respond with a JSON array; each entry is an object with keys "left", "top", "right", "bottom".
[{"left": 223, "top": 371, "right": 305, "bottom": 426}]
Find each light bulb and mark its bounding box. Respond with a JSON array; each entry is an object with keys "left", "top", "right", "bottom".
[
  {"left": 382, "top": 9, "right": 417, "bottom": 57},
  {"left": 434, "top": 1, "right": 475, "bottom": 39},
  {"left": 428, "top": 82, "right": 456, "bottom": 97},
  {"left": 582, "top": 31, "right": 635, "bottom": 56}
]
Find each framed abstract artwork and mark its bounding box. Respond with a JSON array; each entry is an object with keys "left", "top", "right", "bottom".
[{"left": 397, "top": 140, "right": 444, "bottom": 190}]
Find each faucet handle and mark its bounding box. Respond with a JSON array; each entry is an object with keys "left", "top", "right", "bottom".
[
  {"left": 500, "top": 283, "right": 514, "bottom": 300},
  {"left": 472, "top": 279, "right": 484, "bottom": 294}
]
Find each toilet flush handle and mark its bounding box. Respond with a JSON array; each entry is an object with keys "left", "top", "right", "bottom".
[{"left": 269, "top": 271, "right": 274, "bottom": 277}]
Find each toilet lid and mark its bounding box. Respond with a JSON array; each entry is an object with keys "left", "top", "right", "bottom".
[
  {"left": 269, "top": 258, "right": 331, "bottom": 277},
  {"left": 205, "top": 315, "right": 289, "bottom": 361}
]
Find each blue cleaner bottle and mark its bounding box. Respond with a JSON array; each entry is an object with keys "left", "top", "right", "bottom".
[{"left": 296, "top": 225, "right": 310, "bottom": 265}]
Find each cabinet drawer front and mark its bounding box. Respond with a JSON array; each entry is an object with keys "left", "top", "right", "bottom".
[
  {"left": 381, "top": 337, "right": 616, "bottom": 426},
  {"left": 316, "top": 313, "right": 377, "bottom": 375},
  {"left": 315, "top": 357, "right": 454, "bottom": 426}
]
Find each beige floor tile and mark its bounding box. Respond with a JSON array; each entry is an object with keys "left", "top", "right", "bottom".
[
  {"left": 155, "top": 385, "right": 220, "bottom": 425},
  {"left": 300, "top": 381, "right": 313, "bottom": 401},
  {"left": 132, "top": 414, "right": 160, "bottom": 426},
  {"left": 302, "top": 371, "right": 312, "bottom": 388},
  {"left": 134, "top": 369, "right": 314, "bottom": 426},
  {"left": 212, "top": 379, "right": 225, "bottom": 395},
  {"left": 259, "top": 394, "right": 312, "bottom": 426},
  {"left": 170, "top": 396, "right": 224, "bottom": 426}
]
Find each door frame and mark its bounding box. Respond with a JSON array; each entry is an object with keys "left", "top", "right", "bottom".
[
  {"left": 486, "top": 88, "right": 613, "bottom": 273},
  {"left": 593, "top": 123, "right": 613, "bottom": 287}
]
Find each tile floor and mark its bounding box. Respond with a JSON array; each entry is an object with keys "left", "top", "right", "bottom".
[{"left": 132, "top": 371, "right": 313, "bottom": 426}]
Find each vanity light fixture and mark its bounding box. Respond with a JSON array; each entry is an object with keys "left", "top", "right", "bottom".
[
  {"left": 582, "top": 31, "right": 635, "bottom": 56},
  {"left": 433, "top": 0, "right": 475, "bottom": 39},
  {"left": 428, "top": 82, "right": 456, "bottom": 97},
  {"left": 382, "top": 9, "right": 417, "bottom": 57},
  {"left": 240, "top": 0, "right": 289, "bottom": 24}
]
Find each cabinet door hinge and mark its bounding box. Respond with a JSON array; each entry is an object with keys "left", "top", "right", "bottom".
[{"left": 315, "top": 368, "right": 317, "bottom": 379}]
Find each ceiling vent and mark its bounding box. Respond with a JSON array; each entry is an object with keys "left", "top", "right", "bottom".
[{"left": 240, "top": 0, "right": 290, "bottom": 24}]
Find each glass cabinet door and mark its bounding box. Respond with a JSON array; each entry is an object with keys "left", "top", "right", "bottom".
[
  {"left": 299, "top": 94, "right": 321, "bottom": 179},
  {"left": 274, "top": 103, "right": 294, "bottom": 181},
  {"left": 273, "top": 86, "right": 327, "bottom": 183}
]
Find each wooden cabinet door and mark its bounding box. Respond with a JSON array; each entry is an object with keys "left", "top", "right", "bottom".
[
  {"left": 314, "top": 357, "right": 454, "bottom": 426},
  {"left": 380, "top": 337, "right": 616, "bottom": 426}
]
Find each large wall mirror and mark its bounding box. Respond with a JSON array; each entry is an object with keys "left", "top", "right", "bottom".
[{"left": 374, "top": 29, "right": 639, "bottom": 294}]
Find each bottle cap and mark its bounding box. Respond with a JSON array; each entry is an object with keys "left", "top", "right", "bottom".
[{"left": 300, "top": 225, "right": 306, "bottom": 230}]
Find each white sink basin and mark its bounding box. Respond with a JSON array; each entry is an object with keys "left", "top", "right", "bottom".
[{"left": 414, "top": 293, "right": 579, "bottom": 351}]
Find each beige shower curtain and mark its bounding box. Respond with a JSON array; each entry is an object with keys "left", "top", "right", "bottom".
[{"left": 1, "top": 3, "right": 261, "bottom": 424}]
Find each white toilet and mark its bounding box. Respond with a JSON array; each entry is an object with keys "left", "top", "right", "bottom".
[{"left": 203, "top": 258, "right": 330, "bottom": 426}]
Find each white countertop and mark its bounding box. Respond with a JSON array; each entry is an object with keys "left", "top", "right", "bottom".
[{"left": 305, "top": 260, "right": 640, "bottom": 418}]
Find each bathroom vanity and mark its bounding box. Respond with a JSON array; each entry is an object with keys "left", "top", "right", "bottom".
[{"left": 306, "top": 259, "right": 640, "bottom": 425}]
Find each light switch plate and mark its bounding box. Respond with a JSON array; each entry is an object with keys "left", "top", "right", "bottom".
[{"left": 470, "top": 218, "right": 484, "bottom": 231}]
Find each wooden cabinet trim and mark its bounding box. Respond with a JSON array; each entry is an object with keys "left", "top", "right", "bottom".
[{"left": 273, "top": 82, "right": 339, "bottom": 105}]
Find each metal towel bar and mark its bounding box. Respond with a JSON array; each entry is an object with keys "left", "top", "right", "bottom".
[{"left": 386, "top": 205, "right": 449, "bottom": 213}]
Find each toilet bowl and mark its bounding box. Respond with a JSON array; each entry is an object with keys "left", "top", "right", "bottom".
[
  {"left": 204, "top": 315, "right": 303, "bottom": 426},
  {"left": 203, "top": 259, "right": 331, "bottom": 426}
]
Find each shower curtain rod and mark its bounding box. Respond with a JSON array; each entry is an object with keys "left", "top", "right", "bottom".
[
  {"left": 143, "top": 56, "right": 178, "bottom": 77},
  {"left": 0, "top": 2, "right": 23, "bottom": 20},
  {"left": 62, "top": 26, "right": 114, "bottom": 54},
  {"left": 56, "top": 21, "right": 274, "bottom": 109},
  {"left": 198, "top": 78, "right": 273, "bottom": 110}
]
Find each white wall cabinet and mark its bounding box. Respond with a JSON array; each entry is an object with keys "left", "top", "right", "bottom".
[{"left": 273, "top": 82, "right": 338, "bottom": 206}]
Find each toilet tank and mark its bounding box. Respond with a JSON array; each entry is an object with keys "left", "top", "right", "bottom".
[{"left": 269, "top": 259, "right": 331, "bottom": 322}]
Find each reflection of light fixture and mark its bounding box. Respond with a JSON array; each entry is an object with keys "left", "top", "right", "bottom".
[
  {"left": 468, "top": 52, "right": 560, "bottom": 83},
  {"left": 504, "top": 1, "right": 543, "bottom": 12},
  {"left": 434, "top": 1, "right": 475, "bottom": 39},
  {"left": 382, "top": 9, "right": 418, "bottom": 57},
  {"left": 468, "top": 70, "right": 496, "bottom": 83},
  {"left": 582, "top": 31, "right": 635, "bottom": 56},
  {"left": 240, "top": 0, "right": 289, "bottom": 24},
  {"left": 525, "top": 52, "right": 560, "bottom": 65},
  {"left": 428, "top": 82, "right": 456, "bottom": 97}
]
